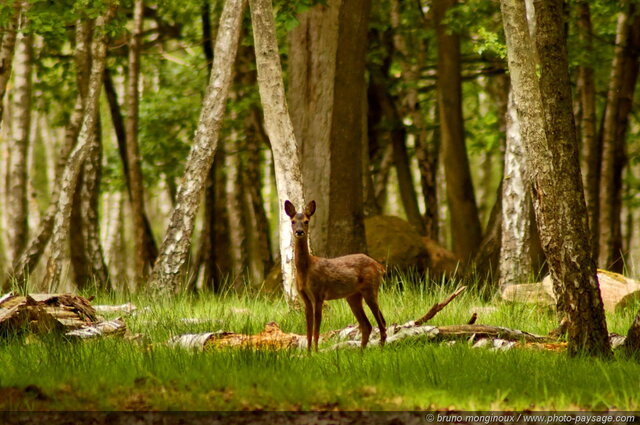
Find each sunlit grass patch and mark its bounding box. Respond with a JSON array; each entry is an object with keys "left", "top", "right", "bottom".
[{"left": 1, "top": 276, "right": 639, "bottom": 411}]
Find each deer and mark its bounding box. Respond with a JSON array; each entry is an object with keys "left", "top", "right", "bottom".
[{"left": 284, "top": 200, "right": 387, "bottom": 352}]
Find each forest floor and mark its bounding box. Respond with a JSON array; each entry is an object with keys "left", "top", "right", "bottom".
[{"left": 1, "top": 281, "right": 640, "bottom": 412}]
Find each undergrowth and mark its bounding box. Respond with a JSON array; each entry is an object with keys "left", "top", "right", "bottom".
[{"left": 1, "top": 277, "right": 639, "bottom": 411}]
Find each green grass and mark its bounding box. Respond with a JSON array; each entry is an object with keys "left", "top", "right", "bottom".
[{"left": 1, "top": 281, "right": 639, "bottom": 411}]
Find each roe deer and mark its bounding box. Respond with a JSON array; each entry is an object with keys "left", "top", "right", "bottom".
[{"left": 284, "top": 200, "right": 387, "bottom": 351}]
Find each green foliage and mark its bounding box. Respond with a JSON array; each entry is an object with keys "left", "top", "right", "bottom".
[
  {"left": 137, "top": 57, "right": 206, "bottom": 187},
  {"left": 447, "top": 0, "right": 506, "bottom": 60}
]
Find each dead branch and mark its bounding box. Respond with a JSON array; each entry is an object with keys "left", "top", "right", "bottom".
[
  {"left": 415, "top": 286, "right": 466, "bottom": 325},
  {"left": 434, "top": 324, "right": 555, "bottom": 343}
]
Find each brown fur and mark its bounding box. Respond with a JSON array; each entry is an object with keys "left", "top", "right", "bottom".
[{"left": 285, "top": 200, "right": 386, "bottom": 351}]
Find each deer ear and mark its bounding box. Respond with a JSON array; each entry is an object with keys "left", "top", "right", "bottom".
[
  {"left": 284, "top": 200, "right": 296, "bottom": 218},
  {"left": 305, "top": 200, "right": 316, "bottom": 217}
]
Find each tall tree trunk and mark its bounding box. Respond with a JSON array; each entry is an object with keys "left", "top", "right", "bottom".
[
  {"left": 598, "top": 3, "right": 640, "bottom": 272},
  {"left": 41, "top": 4, "right": 117, "bottom": 291},
  {"left": 103, "top": 191, "right": 126, "bottom": 288},
  {"left": 0, "top": 0, "right": 21, "bottom": 129},
  {"left": 5, "top": 19, "right": 94, "bottom": 289},
  {"left": 624, "top": 307, "right": 640, "bottom": 355},
  {"left": 78, "top": 116, "right": 110, "bottom": 290},
  {"left": 69, "top": 18, "right": 97, "bottom": 289},
  {"left": 225, "top": 138, "right": 248, "bottom": 284},
  {"left": 149, "top": 0, "right": 246, "bottom": 295},
  {"left": 598, "top": 4, "right": 628, "bottom": 271},
  {"left": 245, "top": 110, "right": 273, "bottom": 277},
  {"left": 499, "top": 89, "right": 531, "bottom": 286},
  {"left": 500, "top": 0, "right": 610, "bottom": 357},
  {"left": 433, "top": 0, "right": 482, "bottom": 260},
  {"left": 126, "top": 0, "right": 153, "bottom": 284},
  {"left": 250, "top": 0, "right": 306, "bottom": 302},
  {"left": 288, "top": 0, "right": 371, "bottom": 257},
  {"left": 575, "top": 0, "right": 599, "bottom": 261},
  {"left": 191, "top": 0, "right": 246, "bottom": 292},
  {"left": 6, "top": 29, "right": 32, "bottom": 266},
  {"left": 390, "top": 0, "right": 437, "bottom": 238},
  {"left": 103, "top": 68, "right": 158, "bottom": 266},
  {"left": 368, "top": 70, "right": 424, "bottom": 233}
]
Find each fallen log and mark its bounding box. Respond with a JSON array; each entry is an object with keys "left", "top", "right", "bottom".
[
  {"left": 0, "top": 293, "right": 131, "bottom": 340},
  {"left": 169, "top": 322, "right": 307, "bottom": 350},
  {"left": 434, "top": 324, "right": 554, "bottom": 343}
]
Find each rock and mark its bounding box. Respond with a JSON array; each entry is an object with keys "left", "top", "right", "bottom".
[
  {"left": 590, "top": 270, "right": 640, "bottom": 312},
  {"left": 500, "top": 270, "right": 640, "bottom": 312},
  {"left": 423, "top": 237, "right": 461, "bottom": 277},
  {"left": 364, "top": 215, "right": 430, "bottom": 272}
]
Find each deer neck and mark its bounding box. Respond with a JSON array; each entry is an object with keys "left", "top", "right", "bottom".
[{"left": 294, "top": 235, "right": 311, "bottom": 275}]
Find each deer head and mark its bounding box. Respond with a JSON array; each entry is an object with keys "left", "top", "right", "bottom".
[{"left": 284, "top": 200, "right": 316, "bottom": 239}]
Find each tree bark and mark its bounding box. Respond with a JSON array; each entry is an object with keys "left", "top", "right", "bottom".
[
  {"left": 103, "top": 191, "right": 126, "bottom": 288},
  {"left": 390, "top": 0, "right": 436, "bottom": 238},
  {"left": 69, "top": 19, "right": 95, "bottom": 289},
  {"left": 288, "top": 0, "right": 371, "bottom": 257},
  {"left": 4, "top": 20, "right": 97, "bottom": 289},
  {"left": 624, "top": 307, "right": 640, "bottom": 355},
  {"left": 0, "top": 0, "right": 21, "bottom": 129},
  {"left": 190, "top": 0, "right": 232, "bottom": 293},
  {"left": 244, "top": 109, "right": 273, "bottom": 277},
  {"left": 6, "top": 28, "right": 32, "bottom": 266},
  {"left": 433, "top": 0, "right": 482, "bottom": 261},
  {"left": 368, "top": 68, "right": 424, "bottom": 233},
  {"left": 575, "top": 0, "right": 599, "bottom": 262},
  {"left": 78, "top": 116, "right": 110, "bottom": 290},
  {"left": 250, "top": 0, "right": 306, "bottom": 302},
  {"left": 149, "top": 0, "right": 246, "bottom": 295},
  {"left": 597, "top": 3, "right": 636, "bottom": 272},
  {"left": 225, "top": 142, "right": 248, "bottom": 286},
  {"left": 126, "top": 0, "right": 154, "bottom": 284},
  {"left": 499, "top": 89, "right": 531, "bottom": 286},
  {"left": 500, "top": 0, "right": 611, "bottom": 357},
  {"left": 41, "top": 4, "right": 117, "bottom": 291},
  {"left": 103, "top": 67, "right": 158, "bottom": 266}
]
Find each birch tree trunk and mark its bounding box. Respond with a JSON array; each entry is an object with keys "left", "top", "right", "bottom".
[
  {"left": 78, "top": 116, "right": 110, "bottom": 290},
  {"left": 41, "top": 4, "right": 116, "bottom": 291},
  {"left": 126, "top": 0, "right": 154, "bottom": 284},
  {"left": 0, "top": 0, "right": 21, "bottom": 129},
  {"left": 6, "top": 28, "right": 32, "bottom": 266},
  {"left": 4, "top": 19, "right": 93, "bottom": 289},
  {"left": 250, "top": 0, "right": 305, "bottom": 302},
  {"left": 103, "top": 191, "right": 125, "bottom": 287},
  {"left": 148, "top": 0, "right": 245, "bottom": 295},
  {"left": 499, "top": 89, "right": 531, "bottom": 286},
  {"left": 500, "top": 0, "right": 610, "bottom": 357}
]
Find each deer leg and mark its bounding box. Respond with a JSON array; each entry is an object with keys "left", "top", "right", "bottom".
[
  {"left": 300, "top": 292, "right": 313, "bottom": 352},
  {"left": 346, "top": 293, "right": 372, "bottom": 348},
  {"left": 363, "top": 291, "right": 387, "bottom": 346},
  {"left": 313, "top": 298, "right": 323, "bottom": 352}
]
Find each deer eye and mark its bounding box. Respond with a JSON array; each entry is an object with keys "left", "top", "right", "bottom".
[{"left": 303, "top": 220, "right": 309, "bottom": 224}]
